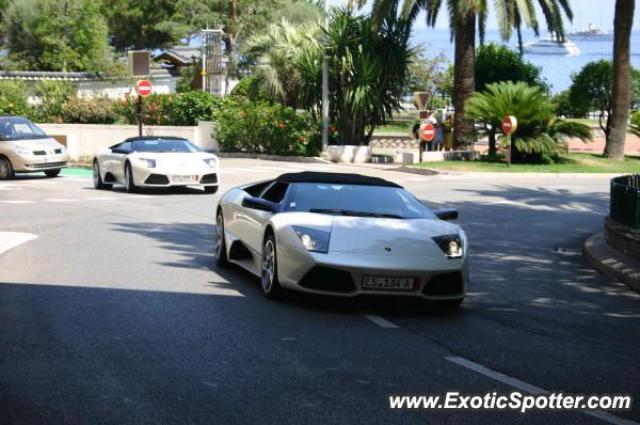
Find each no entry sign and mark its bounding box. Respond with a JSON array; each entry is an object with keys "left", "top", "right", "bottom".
[
  {"left": 420, "top": 123, "right": 436, "bottom": 142},
  {"left": 502, "top": 115, "right": 518, "bottom": 135},
  {"left": 135, "top": 79, "right": 153, "bottom": 97}
]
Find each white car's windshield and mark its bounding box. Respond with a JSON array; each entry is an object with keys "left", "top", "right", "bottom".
[
  {"left": 0, "top": 117, "right": 48, "bottom": 141},
  {"left": 132, "top": 139, "right": 200, "bottom": 153},
  {"left": 285, "top": 183, "right": 435, "bottom": 219}
]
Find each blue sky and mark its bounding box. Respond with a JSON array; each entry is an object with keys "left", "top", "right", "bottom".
[{"left": 334, "top": 0, "right": 639, "bottom": 31}]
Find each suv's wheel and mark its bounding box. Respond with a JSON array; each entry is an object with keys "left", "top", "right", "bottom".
[
  {"left": 0, "top": 157, "right": 14, "bottom": 180},
  {"left": 124, "top": 162, "right": 138, "bottom": 193},
  {"left": 44, "top": 169, "right": 61, "bottom": 178},
  {"left": 93, "top": 161, "right": 112, "bottom": 190},
  {"left": 261, "top": 232, "right": 284, "bottom": 299},
  {"left": 215, "top": 210, "right": 229, "bottom": 268}
]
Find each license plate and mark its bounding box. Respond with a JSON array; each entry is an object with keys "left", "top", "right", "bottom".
[
  {"left": 362, "top": 276, "right": 416, "bottom": 291},
  {"left": 173, "top": 175, "right": 198, "bottom": 183}
]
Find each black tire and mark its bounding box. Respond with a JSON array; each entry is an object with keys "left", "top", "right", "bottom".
[
  {"left": 0, "top": 156, "right": 14, "bottom": 180},
  {"left": 204, "top": 186, "right": 219, "bottom": 194},
  {"left": 93, "top": 161, "right": 112, "bottom": 190},
  {"left": 260, "top": 232, "right": 284, "bottom": 299},
  {"left": 215, "top": 210, "right": 230, "bottom": 268},
  {"left": 438, "top": 298, "right": 464, "bottom": 310},
  {"left": 124, "top": 162, "right": 138, "bottom": 193},
  {"left": 44, "top": 169, "right": 61, "bottom": 178}
]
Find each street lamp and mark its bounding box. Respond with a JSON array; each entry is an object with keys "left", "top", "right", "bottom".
[{"left": 321, "top": 0, "right": 329, "bottom": 151}]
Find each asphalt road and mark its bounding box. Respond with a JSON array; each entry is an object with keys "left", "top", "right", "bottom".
[{"left": 1, "top": 159, "right": 638, "bottom": 425}]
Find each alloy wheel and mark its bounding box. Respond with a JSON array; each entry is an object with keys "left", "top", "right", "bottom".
[{"left": 261, "top": 240, "right": 275, "bottom": 292}]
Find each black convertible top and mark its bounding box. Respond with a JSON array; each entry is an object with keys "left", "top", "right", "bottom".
[{"left": 276, "top": 172, "right": 402, "bottom": 188}]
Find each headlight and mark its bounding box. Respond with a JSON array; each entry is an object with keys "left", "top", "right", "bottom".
[
  {"left": 14, "top": 145, "right": 31, "bottom": 156},
  {"left": 203, "top": 158, "right": 217, "bottom": 168},
  {"left": 292, "top": 226, "right": 331, "bottom": 253},
  {"left": 432, "top": 234, "right": 464, "bottom": 258},
  {"left": 138, "top": 158, "right": 156, "bottom": 168}
]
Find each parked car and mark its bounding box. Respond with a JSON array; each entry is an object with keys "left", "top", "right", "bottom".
[
  {"left": 0, "top": 116, "right": 69, "bottom": 180},
  {"left": 215, "top": 172, "right": 468, "bottom": 307},
  {"left": 93, "top": 136, "right": 220, "bottom": 193}
]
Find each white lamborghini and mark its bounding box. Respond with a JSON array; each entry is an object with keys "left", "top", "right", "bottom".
[
  {"left": 215, "top": 172, "right": 468, "bottom": 307},
  {"left": 93, "top": 136, "right": 219, "bottom": 193}
]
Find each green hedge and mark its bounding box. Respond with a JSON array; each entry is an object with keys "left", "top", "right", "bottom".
[{"left": 214, "top": 100, "right": 321, "bottom": 157}]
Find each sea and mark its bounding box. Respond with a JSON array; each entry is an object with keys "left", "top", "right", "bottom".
[{"left": 410, "top": 28, "right": 640, "bottom": 93}]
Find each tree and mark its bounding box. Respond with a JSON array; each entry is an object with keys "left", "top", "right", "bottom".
[
  {"left": 606, "top": 0, "right": 635, "bottom": 160},
  {"left": 368, "top": 0, "right": 573, "bottom": 148},
  {"left": 465, "top": 82, "right": 592, "bottom": 163},
  {"left": 157, "top": 0, "right": 219, "bottom": 45},
  {"left": 5, "top": 0, "right": 116, "bottom": 72},
  {"left": 569, "top": 60, "right": 640, "bottom": 147},
  {"left": 273, "top": 0, "right": 322, "bottom": 24},
  {"left": 405, "top": 46, "right": 451, "bottom": 97}
]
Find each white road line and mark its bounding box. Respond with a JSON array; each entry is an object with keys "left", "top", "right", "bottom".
[
  {"left": 446, "top": 356, "right": 640, "bottom": 425},
  {"left": 44, "top": 198, "right": 76, "bottom": 202},
  {"left": 0, "top": 200, "right": 35, "bottom": 204},
  {"left": 361, "top": 313, "right": 399, "bottom": 329},
  {"left": 0, "top": 232, "right": 38, "bottom": 256}
]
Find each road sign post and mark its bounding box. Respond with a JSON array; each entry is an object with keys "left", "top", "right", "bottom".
[
  {"left": 419, "top": 123, "right": 436, "bottom": 162},
  {"left": 135, "top": 80, "right": 153, "bottom": 137},
  {"left": 502, "top": 115, "right": 518, "bottom": 167}
]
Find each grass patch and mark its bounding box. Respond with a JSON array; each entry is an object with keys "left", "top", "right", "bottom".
[
  {"left": 374, "top": 120, "right": 414, "bottom": 134},
  {"left": 412, "top": 153, "right": 640, "bottom": 173}
]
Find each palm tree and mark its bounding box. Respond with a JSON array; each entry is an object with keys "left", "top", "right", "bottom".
[
  {"left": 605, "top": 0, "right": 635, "bottom": 160},
  {"left": 368, "top": 0, "right": 573, "bottom": 148},
  {"left": 465, "top": 81, "right": 592, "bottom": 163}
]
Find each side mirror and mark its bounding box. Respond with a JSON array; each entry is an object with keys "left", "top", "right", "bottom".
[
  {"left": 434, "top": 208, "right": 458, "bottom": 221},
  {"left": 242, "top": 196, "right": 277, "bottom": 212}
]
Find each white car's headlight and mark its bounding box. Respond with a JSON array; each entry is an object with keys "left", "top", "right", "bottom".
[
  {"left": 203, "top": 158, "right": 217, "bottom": 168},
  {"left": 292, "top": 226, "right": 331, "bottom": 254},
  {"left": 432, "top": 235, "right": 464, "bottom": 258},
  {"left": 14, "top": 145, "right": 31, "bottom": 156},
  {"left": 138, "top": 158, "right": 156, "bottom": 168}
]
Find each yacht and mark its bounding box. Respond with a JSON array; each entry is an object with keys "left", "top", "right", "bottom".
[
  {"left": 568, "top": 24, "right": 613, "bottom": 41},
  {"left": 523, "top": 36, "right": 581, "bottom": 56}
]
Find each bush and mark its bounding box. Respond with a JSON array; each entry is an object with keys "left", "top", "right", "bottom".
[
  {"left": 33, "top": 81, "right": 75, "bottom": 123},
  {"left": 0, "top": 81, "right": 29, "bottom": 116},
  {"left": 214, "top": 100, "right": 321, "bottom": 156},
  {"left": 62, "top": 97, "right": 118, "bottom": 124}
]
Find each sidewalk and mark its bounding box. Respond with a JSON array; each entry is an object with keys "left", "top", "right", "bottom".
[{"left": 584, "top": 232, "right": 640, "bottom": 293}]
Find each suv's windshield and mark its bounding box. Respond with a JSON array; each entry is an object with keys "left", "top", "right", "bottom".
[
  {"left": 285, "top": 183, "right": 434, "bottom": 219},
  {"left": 132, "top": 139, "right": 200, "bottom": 153},
  {"left": 0, "top": 117, "right": 48, "bottom": 141}
]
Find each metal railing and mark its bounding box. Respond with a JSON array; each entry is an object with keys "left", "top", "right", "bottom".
[{"left": 610, "top": 175, "right": 640, "bottom": 229}]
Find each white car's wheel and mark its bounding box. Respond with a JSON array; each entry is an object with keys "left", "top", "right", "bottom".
[
  {"left": 261, "top": 233, "right": 284, "bottom": 299},
  {"left": 0, "top": 157, "right": 14, "bottom": 180},
  {"left": 93, "top": 161, "right": 111, "bottom": 190},
  {"left": 124, "top": 162, "right": 138, "bottom": 193},
  {"left": 214, "top": 211, "right": 229, "bottom": 268}
]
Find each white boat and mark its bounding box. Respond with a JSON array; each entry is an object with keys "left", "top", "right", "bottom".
[
  {"left": 523, "top": 36, "right": 581, "bottom": 56},
  {"left": 568, "top": 24, "right": 613, "bottom": 41}
]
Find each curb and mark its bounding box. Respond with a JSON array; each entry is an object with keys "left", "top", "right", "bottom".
[
  {"left": 401, "top": 168, "right": 625, "bottom": 179},
  {"left": 584, "top": 232, "right": 640, "bottom": 293},
  {"left": 216, "top": 152, "right": 332, "bottom": 164}
]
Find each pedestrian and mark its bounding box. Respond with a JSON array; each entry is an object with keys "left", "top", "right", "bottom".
[
  {"left": 433, "top": 110, "right": 445, "bottom": 151},
  {"left": 444, "top": 113, "right": 454, "bottom": 151}
]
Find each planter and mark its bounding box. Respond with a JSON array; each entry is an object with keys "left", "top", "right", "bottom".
[{"left": 323, "top": 145, "right": 370, "bottom": 163}]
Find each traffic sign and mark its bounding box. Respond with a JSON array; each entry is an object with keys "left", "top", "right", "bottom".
[
  {"left": 420, "top": 123, "right": 436, "bottom": 142},
  {"left": 502, "top": 115, "right": 518, "bottom": 135},
  {"left": 135, "top": 79, "right": 153, "bottom": 97}
]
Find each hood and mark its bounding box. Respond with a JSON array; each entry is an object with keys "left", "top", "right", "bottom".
[
  {"left": 328, "top": 216, "right": 461, "bottom": 256},
  {"left": 13, "top": 137, "right": 63, "bottom": 151},
  {"left": 129, "top": 152, "right": 217, "bottom": 169}
]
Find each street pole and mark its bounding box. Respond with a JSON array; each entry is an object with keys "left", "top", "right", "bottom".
[
  {"left": 137, "top": 95, "right": 143, "bottom": 137},
  {"left": 321, "top": 0, "right": 329, "bottom": 151}
]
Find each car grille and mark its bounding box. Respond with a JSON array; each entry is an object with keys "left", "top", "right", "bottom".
[
  {"left": 33, "top": 150, "right": 46, "bottom": 156},
  {"left": 144, "top": 174, "right": 169, "bottom": 185},
  {"left": 31, "top": 162, "right": 66, "bottom": 169},
  {"left": 299, "top": 266, "right": 356, "bottom": 293},
  {"left": 200, "top": 173, "right": 218, "bottom": 184},
  {"left": 422, "top": 272, "right": 464, "bottom": 296}
]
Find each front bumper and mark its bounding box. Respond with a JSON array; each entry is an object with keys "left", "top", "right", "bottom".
[
  {"left": 13, "top": 153, "right": 69, "bottom": 172},
  {"left": 132, "top": 164, "right": 219, "bottom": 187}
]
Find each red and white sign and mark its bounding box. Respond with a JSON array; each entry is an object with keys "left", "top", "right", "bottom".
[
  {"left": 135, "top": 79, "right": 153, "bottom": 97},
  {"left": 502, "top": 115, "right": 518, "bottom": 135},
  {"left": 420, "top": 123, "right": 436, "bottom": 142}
]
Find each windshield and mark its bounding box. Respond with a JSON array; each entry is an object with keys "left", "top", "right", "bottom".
[
  {"left": 285, "top": 183, "right": 435, "bottom": 219},
  {"left": 132, "top": 139, "right": 200, "bottom": 153},
  {"left": 0, "top": 117, "right": 48, "bottom": 141}
]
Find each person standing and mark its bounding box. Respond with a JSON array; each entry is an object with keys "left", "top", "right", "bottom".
[{"left": 433, "top": 110, "right": 445, "bottom": 151}]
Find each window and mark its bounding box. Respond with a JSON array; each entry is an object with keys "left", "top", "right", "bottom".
[
  {"left": 261, "top": 182, "right": 289, "bottom": 203},
  {"left": 115, "top": 142, "right": 132, "bottom": 153}
]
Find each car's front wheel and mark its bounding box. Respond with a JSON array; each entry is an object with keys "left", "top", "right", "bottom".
[
  {"left": 44, "top": 169, "right": 61, "bottom": 178},
  {"left": 93, "top": 161, "right": 112, "bottom": 190},
  {"left": 124, "top": 162, "right": 138, "bottom": 193},
  {"left": 261, "top": 233, "right": 284, "bottom": 299},
  {"left": 214, "top": 210, "right": 229, "bottom": 268},
  {"left": 0, "top": 157, "right": 14, "bottom": 180}
]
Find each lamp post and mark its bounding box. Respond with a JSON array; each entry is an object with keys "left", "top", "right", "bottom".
[{"left": 321, "top": 0, "right": 329, "bottom": 151}]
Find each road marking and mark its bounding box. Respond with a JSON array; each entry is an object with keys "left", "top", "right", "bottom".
[
  {"left": 44, "top": 198, "right": 76, "bottom": 202},
  {"left": 0, "top": 200, "right": 34, "bottom": 204},
  {"left": 0, "top": 232, "right": 38, "bottom": 256},
  {"left": 361, "top": 313, "right": 399, "bottom": 329},
  {"left": 446, "top": 356, "right": 640, "bottom": 425}
]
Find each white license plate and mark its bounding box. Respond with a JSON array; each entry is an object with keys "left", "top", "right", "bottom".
[
  {"left": 362, "top": 276, "right": 416, "bottom": 291},
  {"left": 173, "top": 175, "right": 199, "bottom": 183}
]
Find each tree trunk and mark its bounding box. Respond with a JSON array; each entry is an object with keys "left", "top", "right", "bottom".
[
  {"left": 453, "top": 8, "right": 476, "bottom": 149},
  {"left": 488, "top": 125, "right": 497, "bottom": 156},
  {"left": 605, "top": 0, "right": 635, "bottom": 160},
  {"left": 225, "top": 0, "right": 238, "bottom": 95}
]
